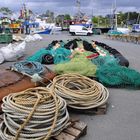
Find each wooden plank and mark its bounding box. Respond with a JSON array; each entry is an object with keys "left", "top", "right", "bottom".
[
  {"left": 52, "top": 119, "right": 87, "bottom": 140},
  {"left": 73, "top": 121, "right": 87, "bottom": 131},
  {"left": 53, "top": 132, "right": 75, "bottom": 140},
  {"left": 95, "top": 104, "right": 107, "bottom": 115},
  {"left": 72, "top": 121, "right": 87, "bottom": 136},
  {"left": 68, "top": 103, "right": 107, "bottom": 115},
  {"left": 64, "top": 127, "right": 81, "bottom": 137}
]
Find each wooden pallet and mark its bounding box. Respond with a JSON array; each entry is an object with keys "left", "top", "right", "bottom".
[
  {"left": 51, "top": 119, "right": 87, "bottom": 140},
  {"left": 68, "top": 103, "right": 107, "bottom": 115},
  {"left": 0, "top": 115, "right": 87, "bottom": 140}
]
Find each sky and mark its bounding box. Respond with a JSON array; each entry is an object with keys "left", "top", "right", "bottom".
[{"left": 0, "top": 0, "right": 139, "bottom": 16}]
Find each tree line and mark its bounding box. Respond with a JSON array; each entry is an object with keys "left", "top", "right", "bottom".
[
  {"left": 92, "top": 12, "right": 140, "bottom": 27},
  {"left": 0, "top": 7, "right": 139, "bottom": 28}
]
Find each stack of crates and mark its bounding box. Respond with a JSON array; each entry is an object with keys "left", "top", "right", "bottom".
[{"left": 0, "top": 28, "right": 13, "bottom": 43}]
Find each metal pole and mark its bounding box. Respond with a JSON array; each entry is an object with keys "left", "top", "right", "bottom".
[
  {"left": 76, "top": 0, "right": 81, "bottom": 21},
  {"left": 136, "top": 13, "right": 140, "bottom": 24},
  {"left": 98, "top": 17, "right": 99, "bottom": 27},
  {"left": 115, "top": 14, "right": 117, "bottom": 28},
  {"left": 114, "top": 0, "right": 117, "bottom": 29}
]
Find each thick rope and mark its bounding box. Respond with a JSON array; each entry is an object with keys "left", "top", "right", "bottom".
[
  {"left": 49, "top": 73, "right": 109, "bottom": 109},
  {"left": 0, "top": 87, "right": 69, "bottom": 140}
]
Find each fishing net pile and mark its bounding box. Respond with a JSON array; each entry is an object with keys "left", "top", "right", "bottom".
[
  {"left": 55, "top": 51, "right": 97, "bottom": 77},
  {"left": 93, "top": 40, "right": 129, "bottom": 67},
  {"left": 26, "top": 38, "right": 140, "bottom": 88},
  {"left": 27, "top": 40, "right": 71, "bottom": 64},
  {"left": 92, "top": 55, "right": 140, "bottom": 87}
]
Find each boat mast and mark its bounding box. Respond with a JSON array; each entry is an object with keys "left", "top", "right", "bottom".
[
  {"left": 112, "top": 0, "right": 117, "bottom": 29},
  {"left": 76, "top": 0, "right": 81, "bottom": 21},
  {"left": 136, "top": 12, "right": 140, "bottom": 24},
  {"left": 114, "top": 0, "right": 117, "bottom": 28},
  {"left": 125, "top": 12, "right": 130, "bottom": 27}
]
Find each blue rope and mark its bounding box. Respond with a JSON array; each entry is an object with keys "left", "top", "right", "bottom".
[{"left": 11, "top": 61, "right": 45, "bottom": 76}]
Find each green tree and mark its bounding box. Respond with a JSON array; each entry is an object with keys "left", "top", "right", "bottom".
[
  {"left": 127, "top": 12, "right": 139, "bottom": 24},
  {"left": 92, "top": 16, "right": 106, "bottom": 27},
  {"left": 0, "top": 7, "right": 13, "bottom": 15},
  {"left": 55, "top": 15, "right": 64, "bottom": 27},
  {"left": 64, "top": 14, "right": 71, "bottom": 21},
  {"left": 92, "top": 16, "right": 98, "bottom": 24},
  {"left": 64, "top": 14, "right": 71, "bottom": 29},
  {"left": 116, "top": 12, "right": 127, "bottom": 26},
  {"left": 40, "top": 10, "right": 54, "bottom": 23}
]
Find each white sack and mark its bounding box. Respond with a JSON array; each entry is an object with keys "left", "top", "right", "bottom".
[
  {"left": 13, "top": 35, "right": 24, "bottom": 42},
  {"left": 0, "top": 52, "right": 4, "bottom": 64},
  {"left": 24, "top": 35, "right": 36, "bottom": 42},
  {"left": 0, "top": 41, "right": 26, "bottom": 61},
  {"left": 33, "top": 34, "right": 43, "bottom": 40}
]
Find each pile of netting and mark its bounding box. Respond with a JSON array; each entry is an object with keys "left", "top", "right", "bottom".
[
  {"left": 92, "top": 55, "right": 140, "bottom": 87},
  {"left": 0, "top": 87, "right": 69, "bottom": 140},
  {"left": 55, "top": 52, "right": 97, "bottom": 77},
  {"left": 48, "top": 73, "right": 109, "bottom": 109},
  {"left": 92, "top": 55, "right": 118, "bottom": 67},
  {"left": 93, "top": 40, "right": 129, "bottom": 67},
  {"left": 26, "top": 48, "right": 50, "bottom": 63},
  {"left": 27, "top": 47, "right": 71, "bottom": 64}
]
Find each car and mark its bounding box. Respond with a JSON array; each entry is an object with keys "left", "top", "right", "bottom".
[{"left": 69, "top": 25, "right": 93, "bottom": 36}]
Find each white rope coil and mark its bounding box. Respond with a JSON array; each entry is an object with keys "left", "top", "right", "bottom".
[
  {"left": 49, "top": 73, "right": 109, "bottom": 110},
  {"left": 0, "top": 87, "right": 69, "bottom": 140}
]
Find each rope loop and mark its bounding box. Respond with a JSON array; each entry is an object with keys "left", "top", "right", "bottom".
[
  {"left": 49, "top": 73, "right": 109, "bottom": 109},
  {"left": 0, "top": 87, "right": 69, "bottom": 140}
]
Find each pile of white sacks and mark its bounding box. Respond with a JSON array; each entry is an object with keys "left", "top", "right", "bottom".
[
  {"left": 24, "top": 34, "right": 43, "bottom": 42},
  {"left": 0, "top": 41, "right": 26, "bottom": 64},
  {"left": 0, "top": 34, "right": 43, "bottom": 64}
]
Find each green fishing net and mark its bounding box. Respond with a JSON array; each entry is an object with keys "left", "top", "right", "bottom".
[
  {"left": 96, "top": 64, "right": 140, "bottom": 87},
  {"left": 55, "top": 51, "right": 97, "bottom": 77},
  {"left": 93, "top": 56, "right": 140, "bottom": 87},
  {"left": 53, "top": 47, "right": 71, "bottom": 64},
  {"left": 27, "top": 47, "right": 71, "bottom": 64},
  {"left": 92, "top": 55, "right": 119, "bottom": 68},
  {"left": 27, "top": 48, "right": 49, "bottom": 63}
]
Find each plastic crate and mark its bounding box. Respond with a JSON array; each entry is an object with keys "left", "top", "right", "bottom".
[{"left": 0, "top": 34, "right": 12, "bottom": 43}]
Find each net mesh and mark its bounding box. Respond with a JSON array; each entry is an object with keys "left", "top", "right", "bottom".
[
  {"left": 93, "top": 56, "right": 140, "bottom": 87},
  {"left": 55, "top": 52, "right": 97, "bottom": 77},
  {"left": 27, "top": 47, "right": 71, "bottom": 64}
]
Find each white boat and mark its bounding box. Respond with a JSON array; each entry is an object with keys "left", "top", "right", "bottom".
[
  {"left": 132, "top": 24, "right": 140, "bottom": 32},
  {"left": 117, "top": 27, "right": 130, "bottom": 34}
]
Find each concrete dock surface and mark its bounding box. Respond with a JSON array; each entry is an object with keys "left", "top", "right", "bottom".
[{"left": 0, "top": 32, "right": 140, "bottom": 140}]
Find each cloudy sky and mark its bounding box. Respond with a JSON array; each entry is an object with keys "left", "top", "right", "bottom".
[{"left": 0, "top": 0, "right": 139, "bottom": 16}]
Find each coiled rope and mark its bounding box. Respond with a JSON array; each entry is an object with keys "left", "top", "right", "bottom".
[
  {"left": 11, "top": 61, "right": 47, "bottom": 83},
  {"left": 49, "top": 73, "right": 109, "bottom": 109},
  {"left": 0, "top": 87, "right": 69, "bottom": 140},
  {"left": 11, "top": 61, "right": 45, "bottom": 76}
]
